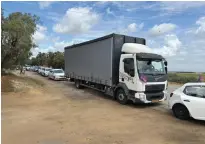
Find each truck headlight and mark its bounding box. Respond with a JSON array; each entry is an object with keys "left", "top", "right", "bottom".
[{"left": 139, "top": 93, "right": 145, "bottom": 100}]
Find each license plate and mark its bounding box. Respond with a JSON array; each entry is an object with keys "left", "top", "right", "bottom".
[{"left": 152, "top": 99, "right": 160, "bottom": 103}]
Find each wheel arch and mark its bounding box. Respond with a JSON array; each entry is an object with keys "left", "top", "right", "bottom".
[
  {"left": 172, "top": 103, "right": 190, "bottom": 116},
  {"left": 114, "top": 83, "right": 129, "bottom": 98}
]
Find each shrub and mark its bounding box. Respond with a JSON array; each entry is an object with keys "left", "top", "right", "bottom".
[{"left": 168, "top": 73, "right": 198, "bottom": 84}]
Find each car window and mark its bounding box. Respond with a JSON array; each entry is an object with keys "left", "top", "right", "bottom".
[
  {"left": 53, "top": 70, "right": 64, "bottom": 73},
  {"left": 184, "top": 85, "right": 205, "bottom": 98}
]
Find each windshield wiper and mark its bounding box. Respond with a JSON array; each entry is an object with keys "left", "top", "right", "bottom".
[
  {"left": 140, "top": 73, "right": 165, "bottom": 76},
  {"left": 153, "top": 73, "right": 165, "bottom": 76}
]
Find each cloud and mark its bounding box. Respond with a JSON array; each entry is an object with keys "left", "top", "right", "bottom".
[
  {"left": 53, "top": 41, "right": 74, "bottom": 52},
  {"left": 53, "top": 39, "right": 87, "bottom": 52},
  {"left": 149, "top": 23, "right": 177, "bottom": 36},
  {"left": 195, "top": 16, "right": 205, "bottom": 35},
  {"left": 185, "top": 16, "right": 205, "bottom": 38},
  {"left": 53, "top": 7, "right": 100, "bottom": 34},
  {"left": 31, "top": 47, "right": 40, "bottom": 57},
  {"left": 32, "top": 25, "right": 47, "bottom": 44},
  {"left": 106, "top": 7, "right": 114, "bottom": 15},
  {"left": 152, "top": 34, "right": 182, "bottom": 57},
  {"left": 32, "top": 39, "right": 86, "bottom": 56},
  {"left": 159, "top": 2, "right": 205, "bottom": 13},
  {"left": 31, "top": 46, "right": 56, "bottom": 57},
  {"left": 121, "top": 23, "right": 144, "bottom": 34},
  {"left": 37, "top": 24, "right": 47, "bottom": 32},
  {"left": 128, "top": 23, "right": 144, "bottom": 32},
  {"left": 39, "top": 1, "right": 55, "bottom": 9},
  {"left": 46, "top": 12, "right": 61, "bottom": 22}
]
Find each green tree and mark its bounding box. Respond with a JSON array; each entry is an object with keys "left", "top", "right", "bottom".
[
  {"left": 52, "top": 52, "right": 64, "bottom": 69},
  {"left": 31, "top": 51, "right": 64, "bottom": 69},
  {"left": 1, "top": 11, "right": 39, "bottom": 70}
]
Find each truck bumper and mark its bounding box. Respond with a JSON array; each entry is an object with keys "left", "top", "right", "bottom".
[{"left": 134, "top": 91, "right": 167, "bottom": 103}]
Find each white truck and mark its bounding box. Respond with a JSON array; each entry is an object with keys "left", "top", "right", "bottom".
[{"left": 64, "top": 34, "right": 168, "bottom": 104}]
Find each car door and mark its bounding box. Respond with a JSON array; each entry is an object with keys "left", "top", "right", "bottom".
[
  {"left": 51, "top": 71, "right": 55, "bottom": 79},
  {"left": 182, "top": 85, "right": 205, "bottom": 120},
  {"left": 48, "top": 70, "right": 52, "bottom": 77}
]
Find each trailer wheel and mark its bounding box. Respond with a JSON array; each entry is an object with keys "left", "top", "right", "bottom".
[
  {"left": 75, "top": 80, "right": 82, "bottom": 89},
  {"left": 116, "top": 89, "right": 128, "bottom": 105}
]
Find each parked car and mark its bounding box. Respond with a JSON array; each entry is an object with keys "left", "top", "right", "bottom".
[
  {"left": 37, "top": 67, "right": 41, "bottom": 74},
  {"left": 34, "top": 66, "right": 40, "bottom": 72},
  {"left": 26, "top": 66, "right": 31, "bottom": 71},
  {"left": 168, "top": 82, "right": 205, "bottom": 120},
  {"left": 38, "top": 67, "right": 44, "bottom": 74},
  {"left": 42, "top": 68, "right": 52, "bottom": 76},
  {"left": 40, "top": 67, "right": 45, "bottom": 75},
  {"left": 30, "top": 66, "right": 35, "bottom": 71},
  {"left": 48, "top": 69, "right": 65, "bottom": 80}
]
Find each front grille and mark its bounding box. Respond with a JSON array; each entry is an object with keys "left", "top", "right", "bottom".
[
  {"left": 145, "top": 84, "right": 165, "bottom": 92},
  {"left": 145, "top": 92, "right": 164, "bottom": 101}
]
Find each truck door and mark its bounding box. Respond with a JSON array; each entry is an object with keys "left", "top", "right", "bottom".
[{"left": 119, "top": 55, "right": 137, "bottom": 91}]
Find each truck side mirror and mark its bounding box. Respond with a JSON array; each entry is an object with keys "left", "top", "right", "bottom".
[
  {"left": 165, "top": 67, "right": 168, "bottom": 74},
  {"left": 164, "top": 61, "right": 168, "bottom": 66}
]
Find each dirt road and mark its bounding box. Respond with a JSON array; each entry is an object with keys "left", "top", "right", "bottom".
[{"left": 2, "top": 72, "right": 205, "bottom": 144}]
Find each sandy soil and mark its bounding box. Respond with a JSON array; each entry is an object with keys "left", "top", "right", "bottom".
[{"left": 2, "top": 72, "right": 205, "bottom": 144}]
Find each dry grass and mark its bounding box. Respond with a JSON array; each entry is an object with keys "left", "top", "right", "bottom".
[
  {"left": 1, "top": 73, "right": 44, "bottom": 92},
  {"left": 2, "top": 72, "right": 205, "bottom": 144}
]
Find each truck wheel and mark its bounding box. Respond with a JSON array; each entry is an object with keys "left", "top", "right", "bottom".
[
  {"left": 172, "top": 104, "right": 190, "bottom": 120},
  {"left": 69, "top": 78, "right": 74, "bottom": 82},
  {"left": 75, "top": 80, "right": 81, "bottom": 89},
  {"left": 116, "top": 89, "right": 128, "bottom": 105}
]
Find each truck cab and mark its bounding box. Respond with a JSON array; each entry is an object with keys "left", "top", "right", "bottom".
[{"left": 117, "top": 43, "right": 168, "bottom": 104}]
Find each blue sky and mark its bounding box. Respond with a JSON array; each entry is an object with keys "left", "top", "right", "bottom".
[{"left": 2, "top": 1, "right": 205, "bottom": 72}]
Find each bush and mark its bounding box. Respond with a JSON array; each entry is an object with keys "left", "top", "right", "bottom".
[{"left": 168, "top": 73, "right": 199, "bottom": 84}]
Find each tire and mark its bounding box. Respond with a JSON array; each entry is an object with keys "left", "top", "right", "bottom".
[
  {"left": 69, "top": 78, "right": 74, "bottom": 82},
  {"left": 116, "top": 89, "right": 128, "bottom": 105},
  {"left": 172, "top": 104, "right": 190, "bottom": 120},
  {"left": 75, "top": 80, "right": 81, "bottom": 89}
]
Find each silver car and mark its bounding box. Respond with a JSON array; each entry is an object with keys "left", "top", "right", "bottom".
[{"left": 48, "top": 69, "right": 65, "bottom": 80}]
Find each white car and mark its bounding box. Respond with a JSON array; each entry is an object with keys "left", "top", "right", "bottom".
[
  {"left": 38, "top": 67, "right": 43, "bottom": 74},
  {"left": 26, "top": 66, "right": 31, "bottom": 71},
  {"left": 40, "top": 67, "right": 45, "bottom": 75},
  {"left": 168, "top": 82, "right": 205, "bottom": 120},
  {"left": 48, "top": 69, "right": 65, "bottom": 80},
  {"left": 42, "top": 68, "right": 52, "bottom": 76}
]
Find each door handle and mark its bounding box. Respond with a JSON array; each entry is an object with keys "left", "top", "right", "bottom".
[{"left": 183, "top": 99, "right": 190, "bottom": 102}]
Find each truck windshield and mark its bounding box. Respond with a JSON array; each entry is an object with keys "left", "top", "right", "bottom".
[{"left": 137, "top": 59, "right": 166, "bottom": 75}]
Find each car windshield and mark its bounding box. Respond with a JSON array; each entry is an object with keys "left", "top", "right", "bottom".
[
  {"left": 137, "top": 59, "right": 166, "bottom": 75},
  {"left": 184, "top": 86, "right": 205, "bottom": 98},
  {"left": 53, "top": 70, "right": 64, "bottom": 73},
  {"left": 45, "top": 68, "right": 52, "bottom": 71}
]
